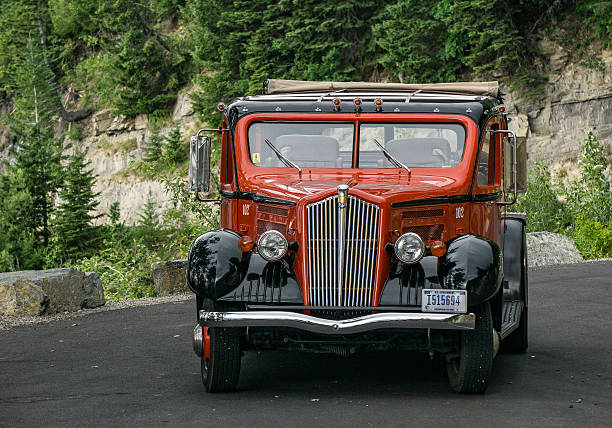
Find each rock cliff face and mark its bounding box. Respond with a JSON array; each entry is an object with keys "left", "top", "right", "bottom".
[
  {"left": 74, "top": 89, "right": 200, "bottom": 225},
  {"left": 506, "top": 44, "right": 612, "bottom": 176}
]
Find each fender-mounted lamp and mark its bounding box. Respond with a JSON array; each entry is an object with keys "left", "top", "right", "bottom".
[
  {"left": 430, "top": 240, "right": 447, "bottom": 257},
  {"left": 217, "top": 102, "right": 226, "bottom": 112},
  {"left": 238, "top": 235, "right": 255, "bottom": 252}
]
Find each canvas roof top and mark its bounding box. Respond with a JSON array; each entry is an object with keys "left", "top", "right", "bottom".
[{"left": 264, "top": 79, "right": 499, "bottom": 97}]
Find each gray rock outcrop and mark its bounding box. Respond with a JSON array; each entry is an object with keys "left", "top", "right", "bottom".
[
  {"left": 151, "top": 260, "right": 189, "bottom": 296},
  {"left": 506, "top": 45, "right": 612, "bottom": 177},
  {"left": 0, "top": 279, "right": 48, "bottom": 316},
  {"left": 0, "top": 268, "right": 105, "bottom": 316},
  {"left": 527, "top": 232, "right": 584, "bottom": 267}
]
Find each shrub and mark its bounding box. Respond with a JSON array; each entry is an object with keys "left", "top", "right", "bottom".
[
  {"left": 570, "top": 217, "right": 612, "bottom": 259},
  {"left": 516, "top": 131, "right": 611, "bottom": 260},
  {"left": 515, "top": 162, "right": 570, "bottom": 233}
]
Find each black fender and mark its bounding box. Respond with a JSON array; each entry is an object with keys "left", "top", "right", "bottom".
[
  {"left": 379, "top": 235, "right": 502, "bottom": 308},
  {"left": 501, "top": 214, "right": 528, "bottom": 305},
  {"left": 440, "top": 234, "right": 503, "bottom": 308},
  {"left": 379, "top": 256, "right": 441, "bottom": 306},
  {"left": 187, "top": 229, "right": 303, "bottom": 304}
]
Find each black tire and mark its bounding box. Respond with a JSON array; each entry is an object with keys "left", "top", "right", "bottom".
[
  {"left": 446, "top": 302, "right": 494, "bottom": 394},
  {"left": 201, "top": 327, "right": 242, "bottom": 392},
  {"left": 501, "top": 305, "right": 528, "bottom": 353}
]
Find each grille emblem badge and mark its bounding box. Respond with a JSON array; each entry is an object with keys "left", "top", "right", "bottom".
[{"left": 337, "top": 185, "right": 349, "bottom": 304}]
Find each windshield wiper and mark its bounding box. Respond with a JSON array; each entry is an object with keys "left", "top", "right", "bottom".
[
  {"left": 373, "top": 138, "right": 411, "bottom": 174},
  {"left": 264, "top": 138, "right": 302, "bottom": 173}
]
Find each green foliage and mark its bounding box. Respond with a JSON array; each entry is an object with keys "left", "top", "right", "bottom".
[
  {"left": 142, "top": 128, "right": 164, "bottom": 164},
  {"left": 375, "top": 0, "right": 456, "bottom": 83},
  {"left": 10, "top": 37, "right": 65, "bottom": 248},
  {"left": 164, "top": 125, "right": 187, "bottom": 165},
  {"left": 51, "top": 146, "right": 101, "bottom": 262},
  {"left": 565, "top": 131, "right": 612, "bottom": 225},
  {"left": 71, "top": 210, "right": 209, "bottom": 300},
  {"left": 577, "top": 0, "right": 612, "bottom": 46},
  {"left": 0, "top": 0, "right": 51, "bottom": 92},
  {"left": 138, "top": 198, "right": 158, "bottom": 228},
  {"left": 570, "top": 218, "right": 612, "bottom": 259},
  {"left": 108, "top": 202, "right": 122, "bottom": 226},
  {"left": 515, "top": 163, "right": 570, "bottom": 233},
  {"left": 71, "top": 239, "right": 157, "bottom": 300},
  {"left": 66, "top": 53, "right": 117, "bottom": 109},
  {"left": 517, "top": 131, "right": 611, "bottom": 259},
  {"left": 375, "top": 0, "right": 561, "bottom": 85},
  {"left": 185, "top": 0, "right": 384, "bottom": 123},
  {"left": 0, "top": 168, "right": 42, "bottom": 271},
  {"left": 130, "top": 125, "right": 188, "bottom": 177}
]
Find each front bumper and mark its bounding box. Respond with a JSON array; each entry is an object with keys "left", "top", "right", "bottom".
[{"left": 199, "top": 310, "right": 475, "bottom": 335}]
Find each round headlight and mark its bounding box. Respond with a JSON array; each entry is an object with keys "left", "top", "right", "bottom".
[
  {"left": 257, "top": 230, "right": 288, "bottom": 261},
  {"left": 394, "top": 232, "right": 425, "bottom": 263}
]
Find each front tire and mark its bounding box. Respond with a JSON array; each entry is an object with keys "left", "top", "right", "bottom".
[
  {"left": 201, "top": 326, "right": 242, "bottom": 392},
  {"left": 446, "top": 302, "right": 494, "bottom": 394}
]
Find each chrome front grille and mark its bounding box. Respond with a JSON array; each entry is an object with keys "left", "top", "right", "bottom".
[{"left": 306, "top": 194, "right": 380, "bottom": 307}]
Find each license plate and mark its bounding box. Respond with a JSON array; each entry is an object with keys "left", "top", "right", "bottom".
[{"left": 421, "top": 289, "right": 467, "bottom": 313}]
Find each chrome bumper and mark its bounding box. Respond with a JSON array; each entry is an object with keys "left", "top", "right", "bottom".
[{"left": 198, "top": 310, "right": 475, "bottom": 335}]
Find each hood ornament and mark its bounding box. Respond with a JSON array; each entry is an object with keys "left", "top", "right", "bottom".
[{"left": 337, "top": 184, "right": 348, "bottom": 208}]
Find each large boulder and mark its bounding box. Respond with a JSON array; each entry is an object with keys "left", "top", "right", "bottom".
[
  {"left": 0, "top": 279, "right": 48, "bottom": 316},
  {"left": 0, "top": 268, "right": 105, "bottom": 316},
  {"left": 527, "top": 232, "right": 584, "bottom": 267},
  {"left": 151, "top": 260, "right": 189, "bottom": 296}
]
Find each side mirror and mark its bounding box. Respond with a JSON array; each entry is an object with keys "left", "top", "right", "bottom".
[
  {"left": 503, "top": 135, "right": 527, "bottom": 194},
  {"left": 189, "top": 135, "right": 211, "bottom": 193}
]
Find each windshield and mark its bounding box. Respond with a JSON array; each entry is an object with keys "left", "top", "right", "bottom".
[
  {"left": 359, "top": 123, "right": 465, "bottom": 168},
  {"left": 248, "top": 122, "right": 355, "bottom": 168},
  {"left": 247, "top": 122, "right": 465, "bottom": 169}
]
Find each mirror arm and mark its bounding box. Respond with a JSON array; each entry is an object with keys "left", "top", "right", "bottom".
[
  {"left": 491, "top": 129, "right": 518, "bottom": 207},
  {"left": 194, "top": 128, "right": 227, "bottom": 203}
]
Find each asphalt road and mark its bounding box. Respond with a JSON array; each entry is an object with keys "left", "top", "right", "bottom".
[{"left": 1, "top": 261, "right": 611, "bottom": 428}]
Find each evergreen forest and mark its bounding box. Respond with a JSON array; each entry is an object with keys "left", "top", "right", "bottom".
[{"left": 0, "top": 0, "right": 611, "bottom": 298}]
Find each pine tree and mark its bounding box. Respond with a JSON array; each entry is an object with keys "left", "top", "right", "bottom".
[
  {"left": 138, "top": 198, "right": 158, "bottom": 228},
  {"left": 374, "top": 0, "right": 457, "bottom": 83},
  {"left": 10, "top": 36, "right": 64, "bottom": 248},
  {"left": 94, "top": 0, "right": 187, "bottom": 115},
  {"left": 53, "top": 147, "right": 101, "bottom": 260},
  {"left": 164, "top": 125, "right": 186, "bottom": 164},
  {"left": 108, "top": 202, "right": 122, "bottom": 226},
  {"left": 0, "top": 167, "right": 42, "bottom": 271},
  {"left": 566, "top": 131, "right": 612, "bottom": 224},
  {"left": 142, "top": 128, "right": 163, "bottom": 164}
]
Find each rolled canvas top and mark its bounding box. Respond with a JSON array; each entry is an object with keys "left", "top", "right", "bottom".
[{"left": 265, "top": 79, "right": 499, "bottom": 97}]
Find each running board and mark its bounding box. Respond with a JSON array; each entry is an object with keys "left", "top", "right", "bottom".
[{"left": 500, "top": 300, "right": 524, "bottom": 339}]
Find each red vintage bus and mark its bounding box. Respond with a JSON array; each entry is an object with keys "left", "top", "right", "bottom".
[{"left": 188, "top": 80, "right": 528, "bottom": 394}]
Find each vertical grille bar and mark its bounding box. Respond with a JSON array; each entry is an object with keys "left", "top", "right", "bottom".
[{"left": 306, "top": 195, "right": 379, "bottom": 307}]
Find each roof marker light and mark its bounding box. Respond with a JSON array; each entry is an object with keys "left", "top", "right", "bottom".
[
  {"left": 332, "top": 98, "right": 341, "bottom": 111},
  {"left": 374, "top": 98, "right": 383, "bottom": 112}
]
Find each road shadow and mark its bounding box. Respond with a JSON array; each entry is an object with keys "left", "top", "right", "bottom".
[{"left": 238, "top": 350, "right": 467, "bottom": 395}]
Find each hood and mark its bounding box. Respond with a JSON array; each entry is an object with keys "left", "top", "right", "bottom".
[{"left": 241, "top": 171, "right": 472, "bottom": 205}]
